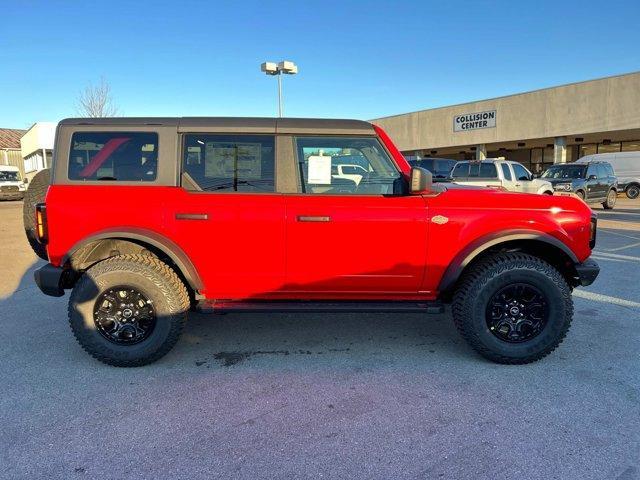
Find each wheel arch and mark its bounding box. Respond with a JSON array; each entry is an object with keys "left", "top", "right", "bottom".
[
  {"left": 62, "top": 228, "right": 204, "bottom": 294},
  {"left": 438, "top": 231, "right": 579, "bottom": 298}
]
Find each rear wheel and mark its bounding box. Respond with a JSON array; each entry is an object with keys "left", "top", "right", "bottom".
[
  {"left": 602, "top": 189, "right": 616, "bottom": 209},
  {"left": 452, "top": 252, "right": 573, "bottom": 364},
  {"left": 626, "top": 184, "right": 639, "bottom": 200},
  {"left": 22, "top": 168, "right": 50, "bottom": 260},
  {"left": 68, "top": 254, "right": 190, "bottom": 367}
]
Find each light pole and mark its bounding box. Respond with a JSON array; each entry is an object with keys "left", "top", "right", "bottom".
[{"left": 261, "top": 60, "right": 298, "bottom": 117}]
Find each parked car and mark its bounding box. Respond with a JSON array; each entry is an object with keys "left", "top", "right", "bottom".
[
  {"left": 408, "top": 158, "right": 457, "bottom": 182},
  {"left": 450, "top": 159, "right": 554, "bottom": 194},
  {"left": 577, "top": 152, "right": 640, "bottom": 199},
  {"left": 28, "top": 117, "right": 599, "bottom": 367},
  {"left": 0, "top": 165, "right": 27, "bottom": 200},
  {"left": 541, "top": 161, "right": 618, "bottom": 209}
]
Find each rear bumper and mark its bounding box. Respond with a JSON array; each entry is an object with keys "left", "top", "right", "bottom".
[
  {"left": 575, "top": 258, "right": 600, "bottom": 287},
  {"left": 34, "top": 264, "right": 65, "bottom": 297}
]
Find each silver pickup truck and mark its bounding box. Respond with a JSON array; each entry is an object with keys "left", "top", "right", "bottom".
[{"left": 450, "top": 159, "right": 554, "bottom": 195}]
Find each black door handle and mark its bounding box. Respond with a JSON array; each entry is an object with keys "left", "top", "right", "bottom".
[
  {"left": 175, "top": 213, "right": 209, "bottom": 220},
  {"left": 297, "top": 215, "right": 331, "bottom": 222}
]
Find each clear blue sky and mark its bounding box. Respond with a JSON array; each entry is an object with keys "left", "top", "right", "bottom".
[{"left": 1, "top": 0, "right": 638, "bottom": 128}]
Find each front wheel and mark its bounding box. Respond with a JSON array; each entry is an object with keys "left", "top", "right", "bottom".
[
  {"left": 626, "top": 184, "right": 639, "bottom": 200},
  {"left": 68, "top": 254, "right": 190, "bottom": 367},
  {"left": 452, "top": 252, "right": 573, "bottom": 364},
  {"left": 602, "top": 189, "right": 616, "bottom": 209}
]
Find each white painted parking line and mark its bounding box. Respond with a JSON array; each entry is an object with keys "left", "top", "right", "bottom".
[
  {"left": 606, "top": 241, "right": 640, "bottom": 252},
  {"left": 598, "top": 229, "right": 640, "bottom": 241},
  {"left": 591, "top": 255, "right": 626, "bottom": 263},
  {"left": 574, "top": 290, "right": 640, "bottom": 309},
  {"left": 592, "top": 250, "right": 640, "bottom": 262}
]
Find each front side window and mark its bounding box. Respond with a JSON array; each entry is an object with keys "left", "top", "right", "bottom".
[
  {"left": 512, "top": 163, "right": 530, "bottom": 181},
  {"left": 295, "top": 136, "right": 402, "bottom": 195},
  {"left": 68, "top": 132, "right": 158, "bottom": 181},
  {"left": 182, "top": 134, "right": 275, "bottom": 192}
]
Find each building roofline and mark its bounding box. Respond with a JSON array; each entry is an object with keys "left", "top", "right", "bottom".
[{"left": 371, "top": 70, "right": 640, "bottom": 121}]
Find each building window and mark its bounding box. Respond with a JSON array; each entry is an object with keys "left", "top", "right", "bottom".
[
  {"left": 597, "top": 142, "right": 621, "bottom": 154},
  {"left": 578, "top": 144, "right": 597, "bottom": 158},
  {"left": 621, "top": 141, "right": 640, "bottom": 152}
]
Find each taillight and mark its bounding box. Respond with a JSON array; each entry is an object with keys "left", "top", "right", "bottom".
[
  {"left": 589, "top": 214, "right": 597, "bottom": 249},
  {"left": 35, "top": 203, "right": 48, "bottom": 244}
]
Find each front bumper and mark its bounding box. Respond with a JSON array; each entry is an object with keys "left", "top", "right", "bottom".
[
  {"left": 34, "top": 264, "right": 65, "bottom": 297},
  {"left": 575, "top": 258, "right": 600, "bottom": 286},
  {"left": 0, "top": 192, "right": 25, "bottom": 200}
]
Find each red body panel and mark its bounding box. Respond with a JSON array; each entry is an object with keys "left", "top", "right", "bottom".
[{"left": 44, "top": 126, "right": 594, "bottom": 301}]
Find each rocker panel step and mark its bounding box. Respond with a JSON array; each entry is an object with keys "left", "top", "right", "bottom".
[{"left": 197, "top": 300, "right": 445, "bottom": 314}]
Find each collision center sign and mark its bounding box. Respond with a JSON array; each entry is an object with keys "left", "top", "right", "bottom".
[{"left": 453, "top": 110, "right": 496, "bottom": 132}]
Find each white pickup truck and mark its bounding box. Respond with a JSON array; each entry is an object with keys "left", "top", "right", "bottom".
[{"left": 450, "top": 159, "right": 554, "bottom": 195}]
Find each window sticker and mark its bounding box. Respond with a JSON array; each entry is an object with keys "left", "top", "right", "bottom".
[
  {"left": 307, "top": 155, "right": 332, "bottom": 184},
  {"left": 204, "top": 142, "right": 262, "bottom": 179}
]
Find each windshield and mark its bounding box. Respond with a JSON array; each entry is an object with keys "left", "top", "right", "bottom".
[
  {"left": 0, "top": 171, "right": 20, "bottom": 182},
  {"left": 541, "top": 165, "right": 586, "bottom": 179},
  {"left": 411, "top": 159, "right": 457, "bottom": 177}
]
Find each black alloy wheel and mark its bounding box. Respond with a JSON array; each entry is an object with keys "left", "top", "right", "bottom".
[
  {"left": 486, "top": 283, "right": 549, "bottom": 343},
  {"left": 626, "top": 184, "right": 639, "bottom": 200},
  {"left": 94, "top": 286, "right": 156, "bottom": 345}
]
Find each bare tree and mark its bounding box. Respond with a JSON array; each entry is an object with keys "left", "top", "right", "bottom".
[{"left": 77, "top": 77, "right": 119, "bottom": 117}]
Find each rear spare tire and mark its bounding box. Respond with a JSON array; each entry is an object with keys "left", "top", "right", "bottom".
[
  {"left": 68, "top": 254, "right": 190, "bottom": 367},
  {"left": 23, "top": 168, "right": 50, "bottom": 260},
  {"left": 452, "top": 252, "right": 573, "bottom": 364}
]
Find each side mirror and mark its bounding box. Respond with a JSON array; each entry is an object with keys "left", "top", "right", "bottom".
[
  {"left": 588, "top": 174, "right": 597, "bottom": 181},
  {"left": 23, "top": 177, "right": 29, "bottom": 184},
  {"left": 410, "top": 167, "right": 433, "bottom": 194}
]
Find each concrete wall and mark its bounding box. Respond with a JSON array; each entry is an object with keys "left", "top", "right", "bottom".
[{"left": 371, "top": 72, "right": 640, "bottom": 152}]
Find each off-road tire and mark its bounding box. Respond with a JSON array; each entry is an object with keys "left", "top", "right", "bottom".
[
  {"left": 22, "top": 168, "right": 50, "bottom": 260},
  {"left": 625, "top": 184, "right": 639, "bottom": 200},
  {"left": 451, "top": 252, "right": 573, "bottom": 364},
  {"left": 575, "top": 190, "right": 585, "bottom": 201},
  {"left": 68, "top": 254, "right": 190, "bottom": 367},
  {"left": 602, "top": 188, "right": 616, "bottom": 210}
]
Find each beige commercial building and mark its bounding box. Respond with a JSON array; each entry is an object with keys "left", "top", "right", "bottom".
[{"left": 372, "top": 71, "right": 640, "bottom": 174}]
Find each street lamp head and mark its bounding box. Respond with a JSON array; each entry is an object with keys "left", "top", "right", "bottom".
[
  {"left": 278, "top": 60, "right": 298, "bottom": 75},
  {"left": 261, "top": 62, "right": 278, "bottom": 75}
]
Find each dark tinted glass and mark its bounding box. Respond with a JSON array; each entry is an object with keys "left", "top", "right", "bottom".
[
  {"left": 451, "top": 163, "right": 469, "bottom": 177},
  {"left": 541, "top": 165, "right": 586, "bottom": 179},
  {"left": 68, "top": 132, "right": 158, "bottom": 181},
  {"left": 415, "top": 159, "right": 456, "bottom": 176},
  {"left": 605, "top": 164, "right": 615, "bottom": 176},
  {"left": 478, "top": 163, "right": 498, "bottom": 178},
  {"left": 182, "top": 134, "right": 275, "bottom": 192},
  {"left": 512, "top": 163, "right": 530, "bottom": 181},
  {"left": 501, "top": 163, "right": 512, "bottom": 180}
]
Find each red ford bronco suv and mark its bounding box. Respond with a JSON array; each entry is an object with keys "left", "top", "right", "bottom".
[{"left": 27, "top": 117, "right": 599, "bottom": 367}]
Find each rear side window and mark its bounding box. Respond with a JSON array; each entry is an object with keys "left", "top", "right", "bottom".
[
  {"left": 182, "top": 134, "right": 275, "bottom": 192},
  {"left": 478, "top": 163, "right": 498, "bottom": 178},
  {"left": 451, "top": 163, "right": 468, "bottom": 178},
  {"left": 68, "top": 132, "right": 158, "bottom": 181},
  {"left": 501, "top": 164, "right": 512, "bottom": 180}
]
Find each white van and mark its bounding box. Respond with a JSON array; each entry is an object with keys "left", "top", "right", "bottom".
[
  {"left": 0, "top": 165, "right": 27, "bottom": 200},
  {"left": 578, "top": 152, "right": 640, "bottom": 199}
]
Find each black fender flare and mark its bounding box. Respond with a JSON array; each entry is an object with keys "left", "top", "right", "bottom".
[
  {"left": 63, "top": 227, "right": 204, "bottom": 291},
  {"left": 438, "top": 230, "right": 579, "bottom": 293}
]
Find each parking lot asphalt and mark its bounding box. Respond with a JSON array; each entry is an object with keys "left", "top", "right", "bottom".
[{"left": 1, "top": 198, "right": 639, "bottom": 480}]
